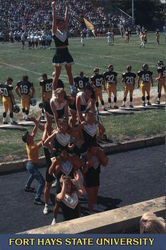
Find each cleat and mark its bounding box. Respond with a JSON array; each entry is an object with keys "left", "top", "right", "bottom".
[
  {"left": 147, "top": 102, "right": 151, "bottom": 106},
  {"left": 129, "top": 104, "right": 133, "bottom": 108},
  {"left": 142, "top": 102, "right": 145, "bottom": 107},
  {"left": 121, "top": 104, "right": 125, "bottom": 108},
  {"left": 3, "top": 121, "right": 8, "bottom": 124}
]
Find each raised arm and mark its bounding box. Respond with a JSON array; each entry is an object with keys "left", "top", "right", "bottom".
[
  {"left": 65, "top": 1, "right": 69, "bottom": 31},
  {"left": 31, "top": 116, "right": 42, "bottom": 138},
  {"left": 76, "top": 95, "right": 84, "bottom": 123},
  {"left": 43, "top": 130, "right": 56, "bottom": 147},
  {"left": 56, "top": 177, "right": 66, "bottom": 201},
  {"left": 52, "top": 1, "right": 57, "bottom": 35}
]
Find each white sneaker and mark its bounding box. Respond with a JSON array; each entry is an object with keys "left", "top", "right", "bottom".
[
  {"left": 43, "top": 204, "right": 49, "bottom": 215},
  {"left": 51, "top": 218, "right": 56, "bottom": 225}
]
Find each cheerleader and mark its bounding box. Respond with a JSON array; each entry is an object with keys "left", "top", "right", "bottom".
[
  {"left": 51, "top": 1, "right": 75, "bottom": 96},
  {"left": 50, "top": 88, "right": 68, "bottom": 127},
  {"left": 51, "top": 175, "right": 85, "bottom": 225},
  {"left": 66, "top": 95, "right": 77, "bottom": 128},
  {"left": 76, "top": 85, "right": 95, "bottom": 123}
]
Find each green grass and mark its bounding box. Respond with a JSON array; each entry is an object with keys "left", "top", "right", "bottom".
[
  {"left": 0, "top": 109, "right": 165, "bottom": 162},
  {"left": 0, "top": 33, "right": 166, "bottom": 101},
  {"left": 0, "top": 33, "right": 165, "bottom": 162},
  {"left": 102, "top": 109, "right": 165, "bottom": 142}
]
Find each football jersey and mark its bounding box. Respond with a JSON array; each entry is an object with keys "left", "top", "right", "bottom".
[
  {"left": 91, "top": 74, "right": 104, "bottom": 88},
  {"left": 122, "top": 72, "right": 136, "bottom": 84},
  {"left": 17, "top": 81, "right": 33, "bottom": 95},
  {"left": 0, "top": 83, "right": 13, "bottom": 97},
  {"left": 103, "top": 71, "right": 117, "bottom": 84},
  {"left": 74, "top": 76, "right": 89, "bottom": 90},
  {"left": 137, "top": 71, "right": 153, "bottom": 83},
  {"left": 157, "top": 66, "right": 166, "bottom": 79},
  {"left": 40, "top": 79, "right": 52, "bottom": 93}
]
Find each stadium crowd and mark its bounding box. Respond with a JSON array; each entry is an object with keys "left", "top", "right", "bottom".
[{"left": 0, "top": 0, "right": 132, "bottom": 42}]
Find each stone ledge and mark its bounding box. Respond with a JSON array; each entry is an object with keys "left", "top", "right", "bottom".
[
  {"left": 0, "top": 156, "right": 46, "bottom": 175},
  {"left": 21, "top": 196, "right": 165, "bottom": 234},
  {"left": 100, "top": 134, "right": 165, "bottom": 154}
]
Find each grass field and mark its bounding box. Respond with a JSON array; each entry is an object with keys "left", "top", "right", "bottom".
[
  {"left": 0, "top": 109, "right": 165, "bottom": 162},
  {"left": 0, "top": 33, "right": 166, "bottom": 100},
  {"left": 0, "top": 33, "right": 165, "bottom": 162}
]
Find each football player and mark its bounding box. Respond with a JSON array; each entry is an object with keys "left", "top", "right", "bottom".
[
  {"left": 156, "top": 60, "right": 166, "bottom": 104},
  {"left": 15, "top": 75, "right": 35, "bottom": 120},
  {"left": 91, "top": 68, "right": 106, "bottom": 111},
  {"left": 40, "top": 73, "right": 52, "bottom": 118},
  {"left": 121, "top": 65, "right": 136, "bottom": 108},
  {"left": 74, "top": 72, "right": 89, "bottom": 92},
  {"left": 140, "top": 32, "right": 145, "bottom": 48},
  {"left": 80, "top": 31, "right": 85, "bottom": 47},
  {"left": 156, "top": 30, "right": 160, "bottom": 45},
  {"left": 125, "top": 30, "right": 129, "bottom": 43},
  {"left": 137, "top": 64, "right": 153, "bottom": 106},
  {"left": 107, "top": 30, "right": 112, "bottom": 46},
  {"left": 0, "top": 77, "right": 17, "bottom": 124},
  {"left": 103, "top": 65, "right": 118, "bottom": 109}
]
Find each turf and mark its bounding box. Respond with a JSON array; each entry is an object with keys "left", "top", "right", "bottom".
[
  {"left": 0, "top": 33, "right": 166, "bottom": 101},
  {"left": 0, "top": 33, "right": 165, "bottom": 162}
]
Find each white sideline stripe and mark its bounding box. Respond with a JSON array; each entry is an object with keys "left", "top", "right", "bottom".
[
  {"left": 73, "top": 52, "right": 161, "bottom": 68},
  {"left": 0, "top": 61, "right": 68, "bottom": 79}
]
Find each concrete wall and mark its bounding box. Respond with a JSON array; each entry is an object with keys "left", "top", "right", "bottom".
[{"left": 21, "top": 196, "right": 165, "bottom": 234}]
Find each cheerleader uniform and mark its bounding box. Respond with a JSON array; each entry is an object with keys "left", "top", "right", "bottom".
[
  {"left": 44, "top": 99, "right": 67, "bottom": 118},
  {"left": 77, "top": 92, "right": 91, "bottom": 112},
  {"left": 85, "top": 155, "right": 101, "bottom": 188},
  {"left": 52, "top": 30, "right": 74, "bottom": 65},
  {"left": 59, "top": 192, "right": 79, "bottom": 220},
  {"left": 52, "top": 130, "right": 70, "bottom": 156},
  {"left": 82, "top": 122, "right": 98, "bottom": 149}
]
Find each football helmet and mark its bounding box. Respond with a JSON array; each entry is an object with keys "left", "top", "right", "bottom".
[
  {"left": 13, "top": 104, "right": 20, "bottom": 113},
  {"left": 142, "top": 64, "right": 148, "bottom": 71},
  {"left": 30, "top": 98, "right": 37, "bottom": 106}
]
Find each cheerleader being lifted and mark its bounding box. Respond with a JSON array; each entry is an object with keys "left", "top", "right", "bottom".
[{"left": 51, "top": 1, "right": 76, "bottom": 96}]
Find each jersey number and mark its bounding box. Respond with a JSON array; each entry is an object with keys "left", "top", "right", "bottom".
[
  {"left": 107, "top": 75, "right": 115, "bottom": 83},
  {"left": 1, "top": 88, "right": 8, "bottom": 96},
  {"left": 20, "top": 85, "right": 29, "bottom": 94},
  {"left": 126, "top": 76, "right": 134, "bottom": 84},
  {"left": 142, "top": 74, "right": 150, "bottom": 82},
  {"left": 95, "top": 78, "right": 103, "bottom": 87},
  {"left": 45, "top": 83, "right": 52, "bottom": 92}
]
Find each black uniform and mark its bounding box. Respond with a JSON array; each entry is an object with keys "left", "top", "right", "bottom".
[{"left": 74, "top": 76, "right": 89, "bottom": 91}]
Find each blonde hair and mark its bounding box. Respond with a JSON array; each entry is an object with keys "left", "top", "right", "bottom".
[
  {"left": 140, "top": 212, "right": 166, "bottom": 234},
  {"left": 55, "top": 88, "right": 65, "bottom": 96}
]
